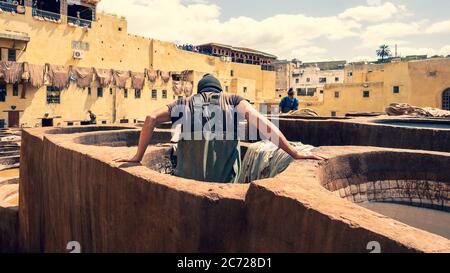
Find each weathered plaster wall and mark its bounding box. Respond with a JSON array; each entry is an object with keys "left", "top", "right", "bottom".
[
  {"left": 408, "top": 59, "right": 450, "bottom": 108},
  {"left": 0, "top": 9, "right": 276, "bottom": 127}
]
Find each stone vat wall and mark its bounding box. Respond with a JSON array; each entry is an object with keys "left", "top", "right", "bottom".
[
  {"left": 18, "top": 126, "right": 135, "bottom": 252},
  {"left": 0, "top": 179, "right": 19, "bottom": 253},
  {"left": 321, "top": 151, "right": 450, "bottom": 211},
  {"left": 245, "top": 147, "right": 450, "bottom": 253},
  {"left": 17, "top": 127, "right": 450, "bottom": 253},
  {"left": 273, "top": 117, "right": 450, "bottom": 153}
]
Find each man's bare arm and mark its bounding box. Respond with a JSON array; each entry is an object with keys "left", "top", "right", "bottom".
[
  {"left": 114, "top": 106, "right": 171, "bottom": 163},
  {"left": 236, "top": 100, "right": 327, "bottom": 161}
]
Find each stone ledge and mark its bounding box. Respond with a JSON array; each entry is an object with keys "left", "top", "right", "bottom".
[{"left": 14, "top": 126, "right": 450, "bottom": 253}]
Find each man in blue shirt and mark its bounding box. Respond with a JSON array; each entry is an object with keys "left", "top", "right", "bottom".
[{"left": 279, "top": 88, "right": 299, "bottom": 114}]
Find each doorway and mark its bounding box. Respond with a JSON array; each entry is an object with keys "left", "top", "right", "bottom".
[{"left": 8, "top": 111, "right": 20, "bottom": 128}]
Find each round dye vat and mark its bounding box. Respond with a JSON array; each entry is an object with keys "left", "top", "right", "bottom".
[
  {"left": 361, "top": 202, "right": 450, "bottom": 240},
  {"left": 374, "top": 119, "right": 450, "bottom": 130}
]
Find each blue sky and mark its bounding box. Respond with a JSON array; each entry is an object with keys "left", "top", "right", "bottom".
[
  {"left": 99, "top": 0, "right": 450, "bottom": 61},
  {"left": 211, "top": 0, "right": 450, "bottom": 21}
]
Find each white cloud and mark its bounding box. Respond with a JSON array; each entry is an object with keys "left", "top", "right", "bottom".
[
  {"left": 98, "top": 0, "right": 362, "bottom": 59},
  {"left": 97, "top": 0, "right": 449, "bottom": 61},
  {"left": 288, "top": 46, "right": 329, "bottom": 62},
  {"left": 426, "top": 20, "right": 450, "bottom": 34},
  {"left": 338, "top": 2, "right": 409, "bottom": 23},
  {"left": 359, "top": 22, "right": 423, "bottom": 48}
]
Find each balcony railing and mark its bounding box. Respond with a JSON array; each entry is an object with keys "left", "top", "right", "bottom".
[
  {"left": 67, "top": 16, "right": 92, "bottom": 28},
  {"left": 0, "top": 1, "right": 21, "bottom": 13},
  {"left": 32, "top": 9, "right": 61, "bottom": 22}
]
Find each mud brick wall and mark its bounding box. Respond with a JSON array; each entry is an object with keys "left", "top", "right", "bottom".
[{"left": 17, "top": 127, "right": 450, "bottom": 253}]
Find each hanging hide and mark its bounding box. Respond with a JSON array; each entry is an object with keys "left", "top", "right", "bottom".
[
  {"left": 181, "top": 70, "right": 193, "bottom": 81},
  {"left": 131, "top": 72, "right": 145, "bottom": 90},
  {"left": 182, "top": 81, "right": 194, "bottom": 97},
  {"left": 0, "top": 62, "right": 23, "bottom": 84},
  {"left": 160, "top": 71, "right": 171, "bottom": 83},
  {"left": 113, "top": 70, "right": 131, "bottom": 89},
  {"left": 146, "top": 69, "right": 157, "bottom": 83},
  {"left": 48, "top": 64, "right": 70, "bottom": 89},
  {"left": 72, "top": 66, "right": 94, "bottom": 88},
  {"left": 172, "top": 81, "right": 183, "bottom": 96},
  {"left": 94, "top": 68, "right": 113, "bottom": 88},
  {"left": 23, "top": 63, "right": 45, "bottom": 88}
]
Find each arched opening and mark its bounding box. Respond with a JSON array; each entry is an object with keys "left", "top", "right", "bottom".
[{"left": 443, "top": 88, "right": 450, "bottom": 111}]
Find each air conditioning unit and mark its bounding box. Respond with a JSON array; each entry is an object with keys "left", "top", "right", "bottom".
[{"left": 73, "top": 50, "right": 84, "bottom": 59}]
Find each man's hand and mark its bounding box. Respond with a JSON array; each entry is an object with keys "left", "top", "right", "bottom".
[
  {"left": 292, "top": 151, "right": 329, "bottom": 161},
  {"left": 113, "top": 154, "right": 142, "bottom": 163}
]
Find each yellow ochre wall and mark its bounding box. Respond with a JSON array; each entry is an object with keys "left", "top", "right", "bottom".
[
  {"left": 307, "top": 59, "right": 450, "bottom": 117},
  {"left": 0, "top": 6, "right": 276, "bottom": 127}
]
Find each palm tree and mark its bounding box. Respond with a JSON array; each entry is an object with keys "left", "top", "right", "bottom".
[{"left": 376, "top": 44, "right": 392, "bottom": 61}]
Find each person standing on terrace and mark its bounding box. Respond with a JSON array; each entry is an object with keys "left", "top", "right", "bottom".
[
  {"left": 114, "top": 74, "right": 327, "bottom": 183},
  {"left": 279, "top": 88, "right": 299, "bottom": 114}
]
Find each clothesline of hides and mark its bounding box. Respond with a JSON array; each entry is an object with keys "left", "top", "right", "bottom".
[
  {"left": 172, "top": 80, "right": 194, "bottom": 96},
  {"left": 0, "top": 61, "right": 194, "bottom": 90}
]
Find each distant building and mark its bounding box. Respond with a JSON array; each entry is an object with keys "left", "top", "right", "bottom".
[
  {"left": 375, "top": 55, "right": 428, "bottom": 64},
  {"left": 292, "top": 62, "right": 345, "bottom": 97},
  {"left": 274, "top": 60, "right": 346, "bottom": 104},
  {"left": 299, "top": 60, "right": 346, "bottom": 71},
  {"left": 196, "top": 43, "right": 277, "bottom": 68},
  {"left": 279, "top": 61, "right": 346, "bottom": 111},
  {"left": 300, "top": 58, "right": 450, "bottom": 116},
  {"left": 273, "top": 59, "right": 300, "bottom": 96}
]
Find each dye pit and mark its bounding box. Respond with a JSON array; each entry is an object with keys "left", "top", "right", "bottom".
[
  {"left": 374, "top": 119, "right": 450, "bottom": 130},
  {"left": 361, "top": 203, "right": 450, "bottom": 239},
  {"left": 74, "top": 124, "right": 450, "bottom": 245},
  {"left": 3, "top": 120, "right": 450, "bottom": 253}
]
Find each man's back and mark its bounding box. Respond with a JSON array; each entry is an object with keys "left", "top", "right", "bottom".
[
  {"left": 167, "top": 91, "right": 246, "bottom": 183},
  {"left": 114, "top": 74, "right": 328, "bottom": 183}
]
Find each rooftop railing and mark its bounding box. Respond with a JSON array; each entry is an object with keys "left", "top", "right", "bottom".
[
  {"left": 0, "top": 1, "right": 20, "bottom": 13},
  {"left": 32, "top": 8, "right": 61, "bottom": 22},
  {"left": 67, "top": 16, "right": 92, "bottom": 28},
  {"left": 178, "top": 45, "right": 275, "bottom": 68}
]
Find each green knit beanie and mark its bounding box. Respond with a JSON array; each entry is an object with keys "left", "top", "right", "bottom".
[{"left": 197, "top": 74, "right": 223, "bottom": 93}]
